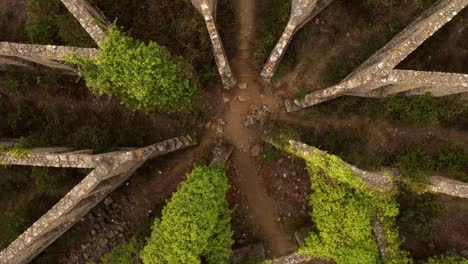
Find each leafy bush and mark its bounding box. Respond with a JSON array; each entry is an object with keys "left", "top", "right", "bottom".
[
  {"left": 303, "top": 126, "right": 384, "bottom": 170},
  {"left": 25, "top": 0, "right": 94, "bottom": 46},
  {"left": 284, "top": 147, "right": 411, "bottom": 264},
  {"left": 71, "top": 27, "right": 199, "bottom": 114},
  {"left": 68, "top": 126, "right": 112, "bottom": 153},
  {"left": 396, "top": 146, "right": 435, "bottom": 191},
  {"left": 254, "top": 0, "right": 292, "bottom": 67},
  {"left": 437, "top": 147, "right": 468, "bottom": 182},
  {"left": 397, "top": 191, "right": 441, "bottom": 240},
  {"left": 384, "top": 94, "right": 441, "bottom": 126},
  {"left": 141, "top": 165, "right": 233, "bottom": 264},
  {"left": 90, "top": 237, "right": 142, "bottom": 264},
  {"left": 426, "top": 255, "right": 468, "bottom": 264},
  {"left": 31, "top": 167, "right": 70, "bottom": 196},
  {"left": 0, "top": 197, "right": 53, "bottom": 248}
]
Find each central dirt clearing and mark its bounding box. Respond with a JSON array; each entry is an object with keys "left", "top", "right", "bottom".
[{"left": 222, "top": 0, "right": 297, "bottom": 256}]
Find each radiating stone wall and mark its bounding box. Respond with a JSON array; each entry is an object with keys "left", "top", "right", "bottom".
[
  {"left": 0, "top": 136, "right": 196, "bottom": 264},
  {"left": 286, "top": 0, "right": 468, "bottom": 112}
]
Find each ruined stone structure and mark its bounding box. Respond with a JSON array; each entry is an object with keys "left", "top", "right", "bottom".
[
  {"left": 271, "top": 139, "right": 468, "bottom": 262},
  {"left": 287, "top": 139, "right": 468, "bottom": 198},
  {"left": 286, "top": 0, "right": 468, "bottom": 112},
  {"left": 190, "top": 0, "right": 237, "bottom": 89},
  {"left": 0, "top": 0, "right": 104, "bottom": 74},
  {"left": 260, "top": 0, "right": 334, "bottom": 81},
  {"left": 0, "top": 136, "right": 196, "bottom": 264}
]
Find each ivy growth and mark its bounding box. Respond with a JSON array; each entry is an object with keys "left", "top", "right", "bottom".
[
  {"left": 280, "top": 144, "right": 411, "bottom": 264},
  {"left": 141, "top": 164, "right": 233, "bottom": 264},
  {"left": 70, "top": 26, "right": 199, "bottom": 114}
]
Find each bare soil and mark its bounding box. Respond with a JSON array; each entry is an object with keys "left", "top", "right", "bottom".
[{"left": 0, "top": 0, "right": 25, "bottom": 41}]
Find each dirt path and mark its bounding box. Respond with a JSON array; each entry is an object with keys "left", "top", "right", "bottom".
[{"left": 222, "top": 0, "right": 296, "bottom": 256}]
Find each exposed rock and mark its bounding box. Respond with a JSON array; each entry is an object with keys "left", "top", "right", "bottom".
[
  {"left": 251, "top": 145, "right": 261, "bottom": 157},
  {"left": 238, "top": 95, "right": 250, "bottom": 102},
  {"left": 239, "top": 82, "right": 247, "bottom": 89}
]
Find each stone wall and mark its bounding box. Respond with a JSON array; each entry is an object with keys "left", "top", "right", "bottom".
[
  {"left": 0, "top": 136, "right": 196, "bottom": 264},
  {"left": 191, "top": 0, "right": 237, "bottom": 90},
  {"left": 59, "top": 0, "right": 110, "bottom": 46},
  {"left": 260, "top": 0, "right": 334, "bottom": 81},
  {"left": 286, "top": 0, "right": 468, "bottom": 112}
]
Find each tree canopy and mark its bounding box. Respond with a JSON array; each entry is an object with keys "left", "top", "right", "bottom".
[
  {"left": 141, "top": 164, "right": 233, "bottom": 264},
  {"left": 71, "top": 27, "right": 199, "bottom": 114}
]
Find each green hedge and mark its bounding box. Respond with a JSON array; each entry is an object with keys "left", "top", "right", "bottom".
[
  {"left": 141, "top": 164, "right": 233, "bottom": 264},
  {"left": 279, "top": 144, "right": 411, "bottom": 264},
  {"left": 71, "top": 27, "right": 199, "bottom": 114}
]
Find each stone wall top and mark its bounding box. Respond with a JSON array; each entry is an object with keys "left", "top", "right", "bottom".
[
  {"left": 0, "top": 42, "right": 99, "bottom": 61},
  {"left": 60, "top": 0, "right": 110, "bottom": 46}
]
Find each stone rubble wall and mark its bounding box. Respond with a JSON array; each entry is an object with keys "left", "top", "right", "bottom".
[
  {"left": 372, "top": 218, "right": 392, "bottom": 261},
  {"left": 0, "top": 136, "right": 196, "bottom": 264},
  {"left": 286, "top": 140, "right": 468, "bottom": 198},
  {"left": 427, "top": 176, "right": 468, "bottom": 199},
  {"left": 1, "top": 149, "right": 102, "bottom": 168},
  {"left": 260, "top": 0, "right": 334, "bottom": 81},
  {"left": 286, "top": 0, "right": 468, "bottom": 111},
  {"left": 350, "top": 70, "right": 468, "bottom": 98},
  {"left": 59, "top": 0, "right": 110, "bottom": 46},
  {"left": 0, "top": 56, "right": 33, "bottom": 69},
  {"left": 210, "top": 142, "right": 233, "bottom": 165},
  {"left": 191, "top": 0, "right": 237, "bottom": 90},
  {"left": 287, "top": 139, "right": 396, "bottom": 193},
  {"left": 271, "top": 253, "right": 310, "bottom": 264},
  {"left": 0, "top": 42, "right": 99, "bottom": 61}
]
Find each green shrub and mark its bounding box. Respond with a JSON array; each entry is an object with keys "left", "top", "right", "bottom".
[
  {"left": 384, "top": 94, "right": 441, "bottom": 126},
  {"left": 426, "top": 255, "right": 468, "bottom": 264},
  {"left": 141, "top": 165, "right": 233, "bottom": 264},
  {"left": 254, "top": 0, "right": 292, "bottom": 66},
  {"left": 329, "top": 63, "right": 350, "bottom": 85},
  {"left": 25, "top": 0, "right": 94, "bottom": 46},
  {"left": 437, "top": 147, "right": 468, "bottom": 182},
  {"left": 0, "top": 77, "right": 21, "bottom": 93},
  {"left": 68, "top": 126, "right": 112, "bottom": 153},
  {"left": 95, "top": 237, "right": 142, "bottom": 264},
  {"left": 282, "top": 147, "right": 411, "bottom": 264},
  {"left": 396, "top": 146, "right": 435, "bottom": 192},
  {"left": 71, "top": 27, "right": 199, "bottom": 114},
  {"left": 397, "top": 191, "right": 441, "bottom": 240},
  {"left": 0, "top": 198, "right": 52, "bottom": 248},
  {"left": 32, "top": 167, "right": 69, "bottom": 196}
]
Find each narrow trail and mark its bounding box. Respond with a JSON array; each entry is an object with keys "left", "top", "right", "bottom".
[{"left": 222, "top": 0, "right": 296, "bottom": 256}]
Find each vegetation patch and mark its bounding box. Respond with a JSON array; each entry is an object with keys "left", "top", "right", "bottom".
[
  {"left": 279, "top": 144, "right": 411, "bottom": 263},
  {"left": 313, "top": 94, "right": 468, "bottom": 128},
  {"left": 141, "top": 164, "right": 233, "bottom": 264},
  {"left": 25, "top": 0, "right": 95, "bottom": 46},
  {"left": 426, "top": 255, "right": 468, "bottom": 264},
  {"left": 70, "top": 26, "right": 199, "bottom": 114},
  {"left": 397, "top": 190, "right": 441, "bottom": 241}
]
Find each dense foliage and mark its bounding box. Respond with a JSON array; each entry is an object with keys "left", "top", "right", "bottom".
[
  {"left": 88, "top": 237, "right": 142, "bottom": 264},
  {"left": 282, "top": 145, "right": 411, "bottom": 264},
  {"left": 141, "top": 165, "right": 233, "bottom": 264},
  {"left": 397, "top": 190, "right": 441, "bottom": 241},
  {"left": 25, "top": 0, "right": 94, "bottom": 46},
  {"left": 71, "top": 27, "right": 199, "bottom": 114},
  {"left": 426, "top": 255, "right": 468, "bottom": 264},
  {"left": 314, "top": 95, "right": 468, "bottom": 128}
]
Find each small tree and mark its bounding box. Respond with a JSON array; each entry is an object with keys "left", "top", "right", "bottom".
[
  {"left": 71, "top": 27, "right": 199, "bottom": 114},
  {"left": 141, "top": 164, "right": 233, "bottom": 264}
]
